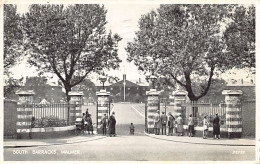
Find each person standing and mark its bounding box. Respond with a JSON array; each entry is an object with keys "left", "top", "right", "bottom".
[
  {"left": 85, "top": 114, "right": 93, "bottom": 135},
  {"left": 213, "top": 113, "right": 220, "bottom": 139},
  {"left": 176, "top": 114, "right": 184, "bottom": 136},
  {"left": 85, "top": 108, "right": 90, "bottom": 117},
  {"left": 188, "top": 114, "right": 195, "bottom": 137},
  {"left": 81, "top": 113, "right": 86, "bottom": 134},
  {"left": 101, "top": 113, "right": 108, "bottom": 135},
  {"left": 129, "top": 123, "right": 135, "bottom": 135},
  {"left": 108, "top": 112, "right": 116, "bottom": 137},
  {"left": 203, "top": 116, "right": 209, "bottom": 139},
  {"left": 160, "top": 111, "right": 167, "bottom": 135},
  {"left": 153, "top": 110, "right": 161, "bottom": 135},
  {"left": 167, "top": 112, "right": 175, "bottom": 136}
]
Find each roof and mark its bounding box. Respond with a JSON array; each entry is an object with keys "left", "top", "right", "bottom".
[
  {"left": 15, "top": 90, "right": 35, "bottom": 95},
  {"left": 68, "top": 91, "right": 84, "bottom": 96}
]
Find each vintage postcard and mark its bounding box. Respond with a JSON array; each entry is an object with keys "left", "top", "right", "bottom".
[{"left": 1, "top": 0, "right": 259, "bottom": 163}]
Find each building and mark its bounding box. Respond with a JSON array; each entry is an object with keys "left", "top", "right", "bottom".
[{"left": 96, "top": 74, "right": 150, "bottom": 103}]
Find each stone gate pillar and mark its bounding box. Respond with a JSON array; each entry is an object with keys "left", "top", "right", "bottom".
[
  {"left": 222, "top": 90, "right": 243, "bottom": 138},
  {"left": 69, "top": 91, "right": 83, "bottom": 125},
  {"left": 172, "top": 90, "right": 187, "bottom": 118},
  {"left": 15, "top": 90, "right": 35, "bottom": 139},
  {"left": 146, "top": 89, "right": 160, "bottom": 133},
  {"left": 96, "top": 89, "right": 110, "bottom": 134}
]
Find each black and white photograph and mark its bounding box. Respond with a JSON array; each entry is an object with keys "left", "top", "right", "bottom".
[{"left": 1, "top": 0, "right": 258, "bottom": 162}]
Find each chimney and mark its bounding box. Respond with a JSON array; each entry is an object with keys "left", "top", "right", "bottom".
[
  {"left": 139, "top": 77, "right": 141, "bottom": 83},
  {"left": 241, "top": 79, "right": 243, "bottom": 85}
]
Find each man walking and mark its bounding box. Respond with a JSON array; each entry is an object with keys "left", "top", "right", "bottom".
[
  {"left": 101, "top": 113, "right": 108, "bottom": 135},
  {"left": 160, "top": 111, "right": 167, "bottom": 135}
]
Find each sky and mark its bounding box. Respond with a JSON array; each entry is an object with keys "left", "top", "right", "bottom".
[{"left": 10, "top": 3, "right": 255, "bottom": 85}]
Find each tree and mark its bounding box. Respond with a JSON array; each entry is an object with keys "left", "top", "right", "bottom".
[
  {"left": 4, "top": 4, "right": 23, "bottom": 72},
  {"left": 4, "top": 77, "right": 24, "bottom": 99},
  {"left": 224, "top": 5, "right": 255, "bottom": 69},
  {"left": 126, "top": 4, "right": 255, "bottom": 101},
  {"left": 23, "top": 4, "right": 122, "bottom": 102}
]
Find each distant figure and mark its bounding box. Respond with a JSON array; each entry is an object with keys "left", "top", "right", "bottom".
[
  {"left": 213, "top": 113, "right": 220, "bottom": 139},
  {"left": 167, "top": 112, "right": 175, "bottom": 136},
  {"left": 203, "top": 116, "right": 209, "bottom": 139},
  {"left": 129, "top": 123, "right": 135, "bottom": 135},
  {"left": 188, "top": 114, "right": 195, "bottom": 137},
  {"left": 108, "top": 112, "right": 116, "bottom": 137},
  {"left": 86, "top": 108, "right": 90, "bottom": 117},
  {"left": 81, "top": 113, "right": 86, "bottom": 133},
  {"left": 153, "top": 110, "right": 161, "bottom": 135},
  {"left": 176, "top": 114, "right": 184, "bottom": 136},
  {"left": 86, "top": 114, "right": 93, "bottom": 135},
  {"left": 101, "top": 113, "right": 108, "bottom": 135},
  {"left": 160, "top": 111, "right": 167, "bottom": 135}
]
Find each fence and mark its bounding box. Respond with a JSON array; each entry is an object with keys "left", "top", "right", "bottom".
[
  {"left": 17, "top": 102, "right": 80, "bottom": 126},
  {"left": 182, "top": 101, "right": 227, "bottom": 128}
]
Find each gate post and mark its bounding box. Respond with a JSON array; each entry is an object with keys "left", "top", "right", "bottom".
[
  {"left": 15, "top": 90, "right": 35, "bottom": 139},
  {"left": 146, "top": 89, "right": 160, "bottom": 134},
  {"left": 172, "top": 90, "right": 187, "bottom": 118},
  {"left": 96, "top": 89, "right": 110, "bottom": 134},
  {"left": 68, "top": 91, "right": 83, "bottom": 125},
  {"left": 222, "top": 90, "right": 243, "bottom": 138}
]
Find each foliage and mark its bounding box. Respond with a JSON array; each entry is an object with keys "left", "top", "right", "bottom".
[
  {"left": 23, "top": 4, "right": 122, "bottom": 102},
  {"left": 4, "top": 4, "right": 23, "bottom": 72},
  {"left": 32, "top": 116, "right": 67, "bottom": 128},
  {"left": 224, "top": 5, "right": 255, "bottom": 69},
  {"left": 4, "top": 75, "right": 23, "bottom": 99},
  {"left": 126, "top": 4, "right": 255, "bottom": 101}
]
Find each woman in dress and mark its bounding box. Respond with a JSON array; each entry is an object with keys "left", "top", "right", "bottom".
[
  {"left": 188, "top": 114, "right": 194, "bottom": 137},
  {"left": 86, "top": 114, "right": 93, "bottom": 134},
  {"left": 203, "top": 116, "right": 209, "bottom": 139},
  {"left": 176, "top": 114, "right": 184, "bottom": 136}
]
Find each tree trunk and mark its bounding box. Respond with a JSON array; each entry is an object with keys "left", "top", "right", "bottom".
[
  {"left": 184, "top": 67, "right": 214, "bottom": 101},
  {"left": 65, "top": 85, "right": 72, "bottom": 103}
]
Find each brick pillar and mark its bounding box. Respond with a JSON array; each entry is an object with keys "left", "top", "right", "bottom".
[
  {"left": 222, "top": 90, "right": 243, "bottom": 138},
  {"left": 172, "top": 90, "right": 187, "bottom": 118},
  {"left": 96, "top": 89, "right": 110, "bottom": 134},
  {"left": 146, "top": 89, "right": 160, "bottom": 133},
  {"left": 68, "top": 91, "right": 83, "bottom": 125},
  {"left": 15, "top": 90, "right": 35, "bottom": 139}
]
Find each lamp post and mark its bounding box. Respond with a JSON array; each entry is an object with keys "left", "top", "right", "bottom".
[
  {"left": 149, "top": 74, "right": 157, "bottom": 89},
  {"left": 100, "top": 75, "right": 107, "bottom": 90}
]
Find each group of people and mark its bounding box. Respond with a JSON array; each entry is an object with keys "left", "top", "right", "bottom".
[
  {"left": 153, "top": 110, "right": 221, "bottom": 139},
  {"left": 101, "top": 111, "right": 116, "bottom": 137},
  {"left": 81, "top": 109, "right": 94, "bottom": 135}
]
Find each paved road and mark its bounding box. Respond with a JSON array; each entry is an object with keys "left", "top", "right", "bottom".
[{"left": 4, "top": 103, "right": 255, "bottom": 161}]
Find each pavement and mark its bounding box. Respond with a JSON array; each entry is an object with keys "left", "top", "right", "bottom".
[
  {"left": 144, "top": 132, "right": 255, "bottom": 146},
  {"left": 4, "top": 131, "right": 255, "bottom": 148},
  {"left": 4, "top": 131, "right": 106, "bottom": 148}
]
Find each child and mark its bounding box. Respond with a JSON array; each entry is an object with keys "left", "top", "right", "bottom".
[
  {"left": 129, "top": 123, "right": 135, "bottom": 135},
  {"left": 203, "top": 116, "right": 209, "bottom": 139}
]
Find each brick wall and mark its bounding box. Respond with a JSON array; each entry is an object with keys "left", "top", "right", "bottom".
[
  {"left": 241, "top": 100, "right": 255, "bottom": 137},
  {"left": 4, "top": 100, "right": 17, "bottom": 139}
]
